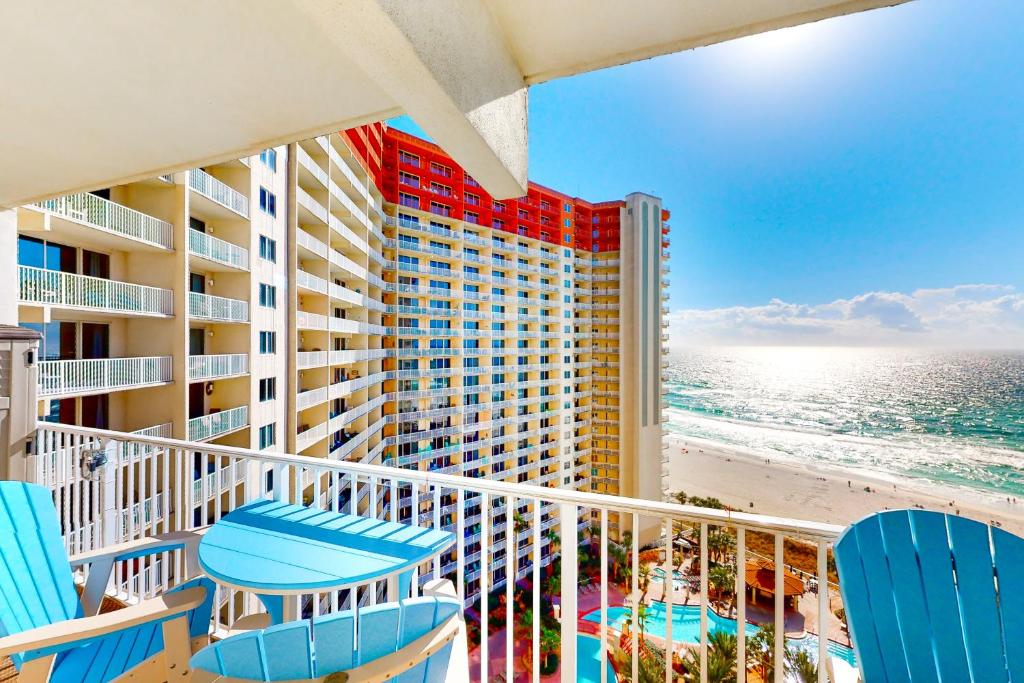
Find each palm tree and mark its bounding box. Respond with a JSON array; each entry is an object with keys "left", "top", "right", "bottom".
[
  {"left": 607, "top": 537, "right": 628, "bottom": 583},
  {"left": 620, "top": 563, "right": 633, "bottom": 590},
  {"left": 545, "top": 528, "right": 560, "bottom": 554},
  {"left": 618, "top": 602, "right": 651, "bottom": 643},
  {"left": 786, "top": 648, "right": 818, "bottom": 683},
  {"left": 680, "top": 631, "right": 739, "bottom": 683},
  {"left": 707, "top": 531, "right": 736, "bottom": 563},
  {"left": 540, "top": 626, "right": 560, "bottom": 669},
  {"left": 638, "top": 563, "right": 653, "bottom": 601},
  {"left": 638, "top": 603, "right": 652, "bottom": 642},
  {"left": 518, "top": 607, "right": 533, "bottom": 639},
  {"left": 543, "top": 571, "right": 561, "bottom": 602},
  {"left": 749, "top": 622, "right": 782, "bottom": 681},
  {"left": 708, "top": 564, "right": 735, "bottom": 606}
]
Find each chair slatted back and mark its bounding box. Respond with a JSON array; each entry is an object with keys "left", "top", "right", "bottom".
[
  {"left": 191, "top": 596, "right": 460, "bottom": 682},
  {"left": 0, "top": 481, "right": 81, "bottom": 667},
  {"left": 835, "top": 509, "right": 1023, "bottom": 683}
]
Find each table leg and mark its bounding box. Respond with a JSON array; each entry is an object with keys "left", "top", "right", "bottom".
[{"left": 259, "top": 594, "right": 284, "bottom": 625}]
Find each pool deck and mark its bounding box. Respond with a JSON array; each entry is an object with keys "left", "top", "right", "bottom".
[
  {"left": 467, "top": 560, "right": 851, "bottom": 681},
  {"left": 646, "top": 559, "right": 851, "bottom": 646}
]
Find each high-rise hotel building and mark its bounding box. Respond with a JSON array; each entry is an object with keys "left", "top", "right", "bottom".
[{"left": 15, "top": 123, "right": 669, "bottom": 597}]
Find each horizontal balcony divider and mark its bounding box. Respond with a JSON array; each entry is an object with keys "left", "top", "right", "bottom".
[
  {"left": 31, "top": 192, "right": 173, "bottom": 249},
  {"left": 31, "top": 421, "right": 844, "bottom": 683},
  {"left": 38, "top": 356, "right": 172, "bottom": 397},
  {"left": 18, "top": 266, "right": 173, "bottom": 316}
]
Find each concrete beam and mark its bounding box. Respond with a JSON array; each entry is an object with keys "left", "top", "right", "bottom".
[{"left": 299, "top": 0, "right": 528, "bottom": 198}]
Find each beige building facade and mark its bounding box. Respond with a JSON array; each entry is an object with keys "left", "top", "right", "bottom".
[{"left": 14, "top": 126, "right": 669, "bottom": 598}]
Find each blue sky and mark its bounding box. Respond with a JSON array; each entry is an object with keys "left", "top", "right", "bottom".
[{"left": 392, "top": 1, "right": 1024, "bottom": 346}]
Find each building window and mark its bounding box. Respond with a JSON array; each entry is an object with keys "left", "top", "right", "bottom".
[
  {"left": 430, "top": 162, "right": 452, "bottom": 177},
  {"left": 259, "top": 423, "right": 276, "bottom": 449},
  {"left": 259, "top": 331, "right": 276, "bottom": 354},
  {"left": 258, "top": 235, "right": 277, "bottom": 262},
  {"left": 259, "top": 377, "right": 277, "bottom": 402},
  {"left": 259, "top": 148, "right": 277, "bottom": 171},
  {"left": 399, "top": 171, "right": 419, "bottom": 188},
  {"left": 399, "top": 150, "right": 420, "bottom": 167},
  {"left": 259, "top": 187, "right": 277, "bottom": 217},
  {"left": 259, "top": 283, "right": 277, "bottom": 308},
  {"left": 430, "top": 182, "right": 452, "bottom": 197},
  {"left": 399, "top": 193, "right": 419, "bottom": 209}
]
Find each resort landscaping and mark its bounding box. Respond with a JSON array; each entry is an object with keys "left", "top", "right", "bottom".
[{"left": 465, "top": 493, "right": 854, "bottom": 682}]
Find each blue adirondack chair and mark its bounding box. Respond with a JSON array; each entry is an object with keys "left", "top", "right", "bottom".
[
  {"left": 190, "top": 591, "right": 463, "bottom": 682},
  {"left": 834, "top": 509, "right": 1024, "bottom": 682},
  {"left": 0, "top": 481, "right": 216, "bottom": 683}
]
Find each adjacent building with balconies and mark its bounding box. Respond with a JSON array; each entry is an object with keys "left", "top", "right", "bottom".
[{"left": 14, "top": 122, "right": 669, "bottom": 602}]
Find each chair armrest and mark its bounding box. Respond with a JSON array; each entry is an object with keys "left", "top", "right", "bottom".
[
  {"left": 0, "top": 585, "right": 207, "bottom": 660},
  {"left": 69, "top": 528, "right": 206, "bottom": 567}
]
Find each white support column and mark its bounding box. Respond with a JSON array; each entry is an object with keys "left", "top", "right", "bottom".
[
  {"left": 559, "top": 502, "right": 578, "bottom": 682},
  {"left": 0, "top": 210, "right": 18, "bottom": 326},
  {"left": 0, "top": 324, "right": 41, "bottom": 482}
]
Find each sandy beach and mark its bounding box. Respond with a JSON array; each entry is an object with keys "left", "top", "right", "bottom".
[{"left": 664, "top": 433, "right": 1024, "bottom": 537}]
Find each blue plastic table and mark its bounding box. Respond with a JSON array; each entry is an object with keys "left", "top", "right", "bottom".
[{"left": 198, "top": 498, "right": 455, "bottom": 624}]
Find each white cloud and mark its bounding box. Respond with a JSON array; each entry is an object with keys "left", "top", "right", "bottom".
[{"left": 669, "top": 285, "right": 1024, "bottom": 348}]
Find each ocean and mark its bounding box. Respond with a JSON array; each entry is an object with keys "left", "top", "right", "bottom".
[{"left": 663, "top": 347, "right": 1024, "bottom": 498}]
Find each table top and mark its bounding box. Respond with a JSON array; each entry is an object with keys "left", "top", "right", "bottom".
[{"left": 197, "top": 499, "right": 455, "bottom": 595}]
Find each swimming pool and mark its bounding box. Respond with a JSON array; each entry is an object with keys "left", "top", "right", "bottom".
[
  {"left": 577, "top": 634, "right": 619, "bottom": 683},
  {"left": 583, "top": 603, "right": 856, "bottom": 667},
  {"left": 651, "top": 567, "right": 686, "bottom": 590},
  {"left": 651, "top": 567, "right": 684, "bottom": 581}
]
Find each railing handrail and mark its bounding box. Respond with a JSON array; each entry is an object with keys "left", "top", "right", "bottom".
[
  {"left": 33, "top": 422, "right": 842, "bottom": 540},
  {"left": 38, "top": 355, "right": 171, "bottom": 367}
]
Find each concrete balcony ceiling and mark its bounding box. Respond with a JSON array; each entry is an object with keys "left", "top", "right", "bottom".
[{"left": 0, "top": 0, "right": 906, "bottom": 207}]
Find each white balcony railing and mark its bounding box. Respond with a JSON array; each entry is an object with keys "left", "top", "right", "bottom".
[
  {"left": 188, "top": 168, "right": 249, "bottom": 218},
  {"left": 188, "top": 353, "right": 249, "bottom": 381},
  {"left": 132, "top": 422, "right": 173, "bottom": 439},
  {"left": 31, "top": 423, "right": 846, "bottom": 683},
  {"left": 18, "top": 266, "right": 173, "bottom": 316},
  {"left": 31, "top": 192, "right": 173, "bottom": 249},
  {"left": 38, "top": 356, "right": 172, "bottom": 397},
  {"left": 188, "top": 228, "right": 249, "bottom": 270},
  {"left": 188, "top": 291, "right": 248, "bottom": 322},
  {"left": 187, "top": 406, "right": 249, "bottom": 442}
]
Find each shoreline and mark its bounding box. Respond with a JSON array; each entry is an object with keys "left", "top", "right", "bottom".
[{"left": 663, "top": 432, "right": 1024, "bottom": 536}]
